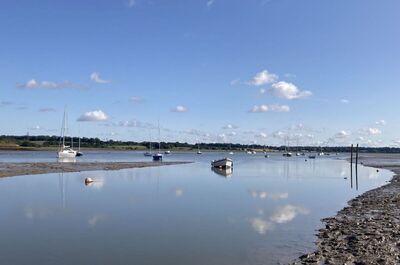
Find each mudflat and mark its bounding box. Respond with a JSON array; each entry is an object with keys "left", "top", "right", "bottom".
[
  {"left": 0, "top": 161, "right": 192, "bottom": 178},
  {"left": 293, "top": 153, "right": 400, "bottom": 264}
]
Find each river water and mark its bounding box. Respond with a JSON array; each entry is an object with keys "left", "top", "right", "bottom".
[{"left": 0, "top": 151, "right": 392, "bottom": 264}]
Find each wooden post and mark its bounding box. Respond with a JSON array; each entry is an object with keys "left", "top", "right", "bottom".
[
  {"left": 350, "top": 144, "right": 353, "bottom": 189},
  {"left": 356, "top": 144, "right": 359, "bottom": 190}
]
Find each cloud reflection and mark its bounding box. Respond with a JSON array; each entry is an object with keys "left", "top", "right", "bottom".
[
  {"left": 248, "top": 204, "right": 310, "bottom": 235},
  {"left": 249, "top": 190, "right": 289, "bottom": 200},
  {"left": 270, "top": 205, "right": 309, "bottom": 224}
]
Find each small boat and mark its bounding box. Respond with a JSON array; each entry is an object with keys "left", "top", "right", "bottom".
[
  {"left": 211, "top": 158, "right": 233, "bottom": 169},
  {"left": 252, "top": 151, "right": 257, "bottom": 154},
  {"left": 144, "top": 152, "right": 153, "bottom": 157},
  {"left": 164, "top": 150, "right": 171, "bottom": 154},
  {"left": 84, "top": 177, "right": 94, "bottom": 185},
  {"left": 296, "top": 152, "right": 301, "bottom": 156},
  {"left": 229, "top": 151, "right": 234, "bottom": 155},
  {"left": 153, "top": 121, "right": 163, "bottom": 162},
  {"left": 246, "top": 151, "right": 252, "bottom": 154},
  {"left": 308, "top": 155, "right": 316, "bottom": 159},
  {"left": 76, "top": 135, "right": 83, "bottom": 157},
  {"left": 153, "top": 153, "right": 163, "bottom": 161},
  {"left": 283, "top": 152, "right": 292, "bottom": 157},
  {"left": 197, "top": 144, "right": 202, "bottom": 154},
  {"left": 265, "top": 154, "right": 269, "bottom": 158},
  {"left": 58, "top": 109, "right": 77, "bottom": 159}
]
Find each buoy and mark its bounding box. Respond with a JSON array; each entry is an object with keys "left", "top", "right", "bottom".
[{"left": 85, "top": 177, "right": 94, "bottom": 185}]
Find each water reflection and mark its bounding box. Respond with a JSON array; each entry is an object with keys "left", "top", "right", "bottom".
[
  {"left": 57, "top": 157, "right": 76, "bottom": 163},
  {"left": 248, "top": 205, "right": 310, "bottom": 235},
  {"left": 211, "top": 167, "right": 233, "bottom": 177},
  {"left": 0, "top": 153, "right": 394, "bottom": 265}
]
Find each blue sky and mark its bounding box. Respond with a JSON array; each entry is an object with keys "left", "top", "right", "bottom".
[{"left": 1, "top": 0, "right": 400, "bottom": 146}]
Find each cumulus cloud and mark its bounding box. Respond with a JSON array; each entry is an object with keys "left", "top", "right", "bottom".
[
  {"left": 255, "top": 132, "right": 268, "bottom": 138},
  {"left": 248, "top": 70, "right": 278, "bottom": 86},
  {"left": 340, "top": 99, "right": 350, "bottom": 104},
  {"left": 367, "top": 128, "right": 382, "bottom": 135},
  {"left": 270, "top": 81, "right": 312, "bottom": 100},
  {"left": 171, "top": 105, "right": 187, "bottom": 112},
  {"left": 90, "top": 72, "right": 111, "bottom": 84},
  {"left": 38, "top": 107, "right": 56, "bottom": 112},
  {"left": 335, "top": 130, "right": 350, "bottom": 139},
  {"left": 375, "top": 120, "right": 386, "bottom": 126},
  {"left": 77, "top": 110, "right": 109, "bottom": 122},
  {"left": 106, "top": 120, "right": 155, "bottom": 129},
  {"left": 249, "top": 104, "right": 290, "bottom": 113},
  {"left": 222, "top": 124, "right": 239, "bottom": 129},
  {"left": 17, "top": 79, "right": 82, "bottom": 90}
]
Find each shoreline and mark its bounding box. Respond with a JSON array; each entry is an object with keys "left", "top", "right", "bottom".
[
  {"left": 293, "top": 155, "right": 400, "bottom": 264},
  {"left": 0, "top": 161, "right": 192, "bottom": 179}
]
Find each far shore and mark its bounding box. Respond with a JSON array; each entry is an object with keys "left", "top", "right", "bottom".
[
  {"left": 293, "top": 153, "right": 400, "bottom": 264},
  {"left": 0, "top": 161, "right": 192, "bottom": 179}
]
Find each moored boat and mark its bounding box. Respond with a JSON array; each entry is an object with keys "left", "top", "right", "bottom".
[{"left": 211, "top": 158, "right": 233, "bottom": 169}]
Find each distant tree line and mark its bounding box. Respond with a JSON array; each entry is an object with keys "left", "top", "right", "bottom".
[{"left": 1, "top": 134, "right": 400, "bottom": 153}]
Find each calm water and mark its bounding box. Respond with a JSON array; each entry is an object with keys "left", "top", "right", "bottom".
[{"left": 0, "top": 151, "right": 392, "bottom": 264}]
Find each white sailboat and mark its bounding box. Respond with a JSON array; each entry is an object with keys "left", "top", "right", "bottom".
[
  {"left": 153, "top": 121, "right": 163, "bottom": 161},
  {"left": 197, "top": 143, "right": 202, "bottom": 154},
  {"left": 58, "top": 109, "right": 77, "bottom": 159}
]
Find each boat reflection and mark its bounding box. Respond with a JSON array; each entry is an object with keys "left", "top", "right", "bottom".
[
  {"left": 211, "top": 167, "right": 233, "bottom": 178},
  {"left": 57, "top": 157, "right": 76, "bottom": 163}
]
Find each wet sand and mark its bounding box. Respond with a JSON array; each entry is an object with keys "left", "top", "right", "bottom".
[
  {"left": 0, "top": 161, "right": 191, "bottom": 178},
  {"left": 293, "top": 153, "right": 400, "bottom": 264}
]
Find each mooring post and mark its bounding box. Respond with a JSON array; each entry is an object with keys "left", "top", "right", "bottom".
[
  {"left": 350, "top": 144, "right": 353, "bottom": 189},
  {"left": 356, "top": 144, "right": 359, "bottom": 190}
]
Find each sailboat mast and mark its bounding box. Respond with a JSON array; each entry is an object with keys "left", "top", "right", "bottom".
[
  {"left": 158, "top": 120, "right": 161, "bottom": 152},
  {"left": 62, "top": 110, "right": 66, "bottom": 147}
]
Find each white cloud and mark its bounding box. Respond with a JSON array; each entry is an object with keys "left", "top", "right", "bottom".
[
  {"left": 367, "top": 128, "right": 382, "bottom": 135},
  {"left": 270, "top": 81, "right": 312, "bottom": 100},
  {"left": 255, "top": 132, "right": 268, "bottom": 138},
  {"left": 375, "top": 120, "right": 386, "bottom": 126},
  {"left": 259, "top": 88, "right": 266, "bottom": 94},
  {"left": 340, "top": 99, "right": 350, "bottom": 104},
  {"left": 175, "top": 188, "right": 183, "bottom": 197},
  {"left": 222, "top": 124, "right": 238, "bottom": 129},
  {"left": 17, "top": 79, "right": 82, "bottom": 89},
  {"left": 248, "top": 70, "right": 278, "bottom": 86},
  {"left": 250, "top": 104, "right": 290, "bottom": 113},
  {"left": 207, "top": 0, "right": 215, "bottom": 7},
  {"left": 90, "top": 72, "right": 111, "bottom": 84},
  {"left": 171, "top": 105, "right": 187, "bottom": 112},
  {"left": 77, "top": 110, "right": 109, "bottom": 122},
  {"left": 335, "top": 130, "right": 350, "bottom": 139},
  {"left": 270, "top": 205, "right": 309, "bottom": 224},
  {"left": 249, "top": 190, "right": 288, "bottom": 200}
]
